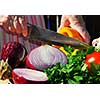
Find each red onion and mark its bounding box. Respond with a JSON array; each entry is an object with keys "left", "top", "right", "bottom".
[
  {"left": 26, "top": 45, "right": 67, "bottom": 70},
  {"left": 12, "top": 68, "right": 48, "bottom": 84},
  {"left": 1, "top": 42, "right": 27, "bottom": 69}
]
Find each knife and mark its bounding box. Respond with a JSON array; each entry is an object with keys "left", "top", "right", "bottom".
[{"left": 27, "top": 23, "right": 90, "bottom": 49}]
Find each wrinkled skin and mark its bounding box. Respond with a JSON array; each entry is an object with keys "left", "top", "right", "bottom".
[
  {"left": 0, "top": 15, "right": 28, "bottom": 37},
  {"left": 0, "top": 15, "right": 91, "bottom": 44},
  {"left": 58, "top": 15, "right": 91, "bottom": 44}
]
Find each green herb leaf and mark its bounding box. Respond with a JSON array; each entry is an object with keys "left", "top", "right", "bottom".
[
  {"left": 73, "top": 76, "right": 83, "bottom": 82},
  {"left": 86, "top": 46, "right": 95, "bottom": 54},
  {"left": 68, "top": 79, "right": 77, "bottom": 84},
  {"left": 44, "top": 45, "right": 100, "bottom": 84}
]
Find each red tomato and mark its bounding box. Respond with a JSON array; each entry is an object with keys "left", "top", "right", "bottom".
[{"left": 85, "top": 52, "right": 100, "bottom": 72}]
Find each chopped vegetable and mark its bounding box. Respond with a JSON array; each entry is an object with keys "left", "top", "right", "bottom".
[
  {"left": 26, "top": 45, "right": 67, "bottom": 71},
  {"left": 85, "top": 51, "right": 100, "bottom": 72},
  {"left": 12, "top": 68, "right": 48, "bottom": 84},
  {"left": 59, "top": 47, "right": 68, "bottom": 55},
  {"left": 87, "top": 42, "right": 100, "bottom": 75},
  {"left": 52, "top": 26, "right": 85, "bottom": 51},
  {"left": 71, "top": 49, "right": 79, "bottom": 56},
  {"left": 57, "top": 27, "right": 85, "bottom": 42},
  {"left": 44, "top": 45, "right": 100, "bottom": 84}
]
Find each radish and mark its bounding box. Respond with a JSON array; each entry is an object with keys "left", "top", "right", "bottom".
[{"left": 12, "top": 68, "right": 48, "bottom": 84}]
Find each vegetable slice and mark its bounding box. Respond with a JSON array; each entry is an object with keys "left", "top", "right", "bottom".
[
  {"left": 12, "top": 68, "right": 48, "bottom": 84},
  {"left": 26, "top": 45, "right": 67, "bottom": 71}
]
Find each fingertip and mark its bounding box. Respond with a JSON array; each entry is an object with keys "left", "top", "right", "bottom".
[{"left": 22, "top": 30, "right": 28, "bottom": 37}]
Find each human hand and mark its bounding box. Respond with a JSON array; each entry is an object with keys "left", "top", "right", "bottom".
[
  {"left": 58, "top": 15, "right": 91, "bottom": 44},
  {"left": 0, "top": 15, "right": 28, "bottom": 37}
]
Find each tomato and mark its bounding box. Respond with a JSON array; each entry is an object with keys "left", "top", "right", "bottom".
[{"left": 85, "top": 52, "right": 100, "bottom": 72}]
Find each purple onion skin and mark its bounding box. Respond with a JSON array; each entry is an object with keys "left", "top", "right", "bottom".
[
  {"left": 26, "top": 45, "right": 68, "bottom": 71},
  {"left": 1, "top": 42, "right": 27, "bottom": 69},
  {"left": 12, "top": 69, "right": 48, "bottom": 84}
]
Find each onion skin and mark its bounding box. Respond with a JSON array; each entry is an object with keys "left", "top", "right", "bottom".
[
  {"left": 12, "top": 71, "right": 28, "bottom": 84},
  {"left": 1, "top": 42, "right": 27, "bottom": 69},
  {"left": 26, "top": 45, "right": 67, "bottom": 71},
  {"left": 25, "top": 55, "right": 36, "bottom": 70},
  {"left": 12, "top": 72, "right": 48, "bottom": 84},
  {"left": 12, "top": 68, "right": 48, "bottom": 84}
]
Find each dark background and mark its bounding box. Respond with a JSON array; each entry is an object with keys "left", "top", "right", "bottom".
[
  {"left": 83, "top": 15, "right": 100, "bottom": 40},
  {"left": 44, "top": 15, "right": 100, "bottom": 41}
]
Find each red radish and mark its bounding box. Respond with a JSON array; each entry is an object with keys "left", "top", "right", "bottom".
[
  {"left": 26, "top": 45, "right": 67, "bottom": 71},
  {"left": 1, "top": 42, "right": 27, "bottom": 69},
  {"left": 12, "top": 68, "right": 48, "bottom": 84}
]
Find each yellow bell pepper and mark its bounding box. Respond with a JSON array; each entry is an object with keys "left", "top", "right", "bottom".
[
  {"left": 71, "top": 49, "right": 79, "bottom": 56},
  {"left": 52, "top": 27, "right": 83, "bottom": 56},
  {"left": 59, "top": 47, "right": 68, "bottom": 55},
  {"left": 58, "top": 27, "right": 84, "bottom": 42}
]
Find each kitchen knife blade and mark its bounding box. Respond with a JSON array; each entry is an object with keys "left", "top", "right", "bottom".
[{"left": 27, "top": 23, "right": 90, "bottom": 49}]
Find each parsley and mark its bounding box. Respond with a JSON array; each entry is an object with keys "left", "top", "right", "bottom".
[{"left": 44, "top": 45, "right": 100, "bottom": 84}]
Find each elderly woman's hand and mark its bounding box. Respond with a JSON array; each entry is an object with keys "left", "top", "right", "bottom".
[
  {"left": 0, "top": 15, "right": 28, "bottom": 37},
  {"left": 58, "top": 15, "right": 91, "bottom": 44}
]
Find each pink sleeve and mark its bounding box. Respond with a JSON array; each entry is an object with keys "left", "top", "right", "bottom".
[
  {"left": 0, "top": 15, "right": 46, "bottom": 55},
  {"left": 17, "top": 15, "right": 46, "bottom": 53}
]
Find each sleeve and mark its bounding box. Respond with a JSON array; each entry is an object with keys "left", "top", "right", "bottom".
[
  {"left": 0, "top": 15, "right": 46, "bottom": 55},
  {"left": 17, "top": 15, "right": 46, "bottom": 53}
]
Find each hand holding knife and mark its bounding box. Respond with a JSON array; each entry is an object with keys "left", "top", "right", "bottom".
[
  {"left": 0, "top": 15, "right": 90, "bottom": 49},
  {"left": 27, "top": 23, "right": 90, "bottom": 49}
]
